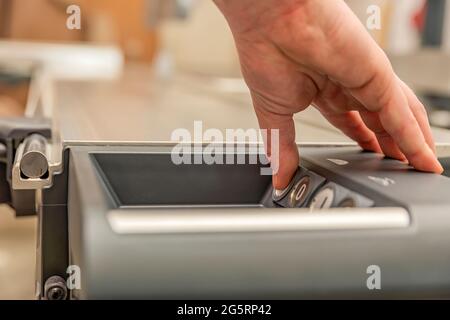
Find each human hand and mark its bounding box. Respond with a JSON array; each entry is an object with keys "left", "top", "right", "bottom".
[{"left": 214, "top": 0, "right": 443, "bottom": 190}]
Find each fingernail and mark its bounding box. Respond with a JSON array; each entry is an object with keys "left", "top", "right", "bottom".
[{"left": 273, "top": 185, "right": 291, "bottom": 200}]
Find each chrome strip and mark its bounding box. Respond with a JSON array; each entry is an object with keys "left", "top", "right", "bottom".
[{"left": 107, "top": 207, "right": 410, "bottom": 234}]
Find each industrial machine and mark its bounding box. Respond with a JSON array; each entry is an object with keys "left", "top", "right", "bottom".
[
  {"left": 3, "top": 130, "right": 450, "bottom": 299},
  {"left": 2, "top": 43, "right": 450, "bottom": 299}
]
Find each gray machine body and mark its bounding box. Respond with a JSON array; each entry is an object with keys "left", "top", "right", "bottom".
[{"left": 64, "top": 144, "right": 450, "bottom": 299}]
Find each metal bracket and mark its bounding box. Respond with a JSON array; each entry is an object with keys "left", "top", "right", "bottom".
[{"left": 0, "top": 117, "right": 51, "bottom": 216}]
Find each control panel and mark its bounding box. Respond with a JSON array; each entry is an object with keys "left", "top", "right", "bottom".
[{"left": 272, "top": 167, "right": 374, "bottom": 209}]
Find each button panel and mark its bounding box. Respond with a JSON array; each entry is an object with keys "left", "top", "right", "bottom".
[
  {"left": 309, "top": 182, "right": 374, "bottom": 210},
  {"left": 272, "top": 167, "right": 374, "bottom": 209}
]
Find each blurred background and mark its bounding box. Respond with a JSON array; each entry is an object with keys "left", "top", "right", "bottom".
[{"left": 1, "top": 0, "right": 450, "bottom": 299}]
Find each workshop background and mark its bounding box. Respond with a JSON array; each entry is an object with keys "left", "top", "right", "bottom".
[{"left": 1, "top": 0, "right": 450, "bottom": 299}]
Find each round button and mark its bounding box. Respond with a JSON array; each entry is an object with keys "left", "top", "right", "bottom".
[
  {"left": 310, "top": 187, "right": 335, "bottom": 210},
  {"left": 338, "top": 198, "right": 356, "bottom": 208},
  {"left": 289, "top": 176, "right": 310, "bottom": 207}
]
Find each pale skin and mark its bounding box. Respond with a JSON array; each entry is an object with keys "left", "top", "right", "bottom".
[{"left": 213, "top": 0, "right": 443, "bottom": 190}]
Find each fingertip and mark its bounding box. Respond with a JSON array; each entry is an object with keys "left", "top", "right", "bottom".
[
  {"left": 408, "top": 145, "right": 443, "bottom": 174},
  {"left": 382, "top": 147, "right": 407, "bottom": 163},
  {"left": 358, "top": 140, "right": 382, "bottom": 154},
  {"left": 273, "top": 175, "right": 294, "bottom": 191},
  {"left": 426, "top": 161, "right": 444, "bottom": 174},
  {"left": 272, "top": 143, "right": 299, "bottom": 190},
  {"left": 433, "top": 155, "right": 444, "bottom": 174},
  {"left": 272, "top": 160, "right": 298, "bottom": 189}
]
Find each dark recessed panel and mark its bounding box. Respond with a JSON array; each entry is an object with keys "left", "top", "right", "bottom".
[{"left": 92, "top": 153, "right": 272, "bottom": 206}]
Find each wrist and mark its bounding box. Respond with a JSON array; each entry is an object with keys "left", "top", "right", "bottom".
[
  {"left": 213, "top": 0, "right": 264, "bottom": 34},
  {"left": 213, "top": 0, "right": 310, "bottom": 37}
]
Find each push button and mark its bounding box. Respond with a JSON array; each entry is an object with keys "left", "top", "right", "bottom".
[
  {"left": 309, "top": 182, "right": 374, "bottom": 210},
  {"left": 342, "top": 194, "right": 374, "bottom": 208},
  {"left": 337, "top": 198, "right": 356, "bottom": 208},
  {"left": 289, "top": 176, "right": 311, "bottom": 207},
  {"left": 310, "top": 187, "right": 335, "bottom": 209}
]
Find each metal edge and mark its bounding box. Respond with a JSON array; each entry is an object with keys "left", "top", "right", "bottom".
[{"left": 107, "top": 207, "right": 411, "bottom": 234}]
